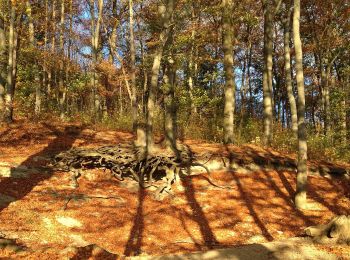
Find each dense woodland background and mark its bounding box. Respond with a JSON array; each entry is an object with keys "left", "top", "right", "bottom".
[{"left": 0, "top": 1, "right": 349, "bottom": 203}]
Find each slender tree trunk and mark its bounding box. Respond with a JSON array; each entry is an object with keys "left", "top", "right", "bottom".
[
  {"left": 59, "top": 0, "right": 65, "bottom": 119},
  {"left": 293, "top": 0, "right": 308, "bottom": 210},
  {"left": 26, "top": 0, "right": 42, "bottom": 116},
  {"left": 164, "top": 56, "right": 177, "bottom": 152},
  {"left": 42, "top": 0, "right": 49, "bottom": 108},
  {"left": 324, "top": 63, "right": 331, "bottom": 135},
  {"left": 222, "top": 0, "right": 235, "bottom": 144},
  {"left": 339, "top": 73, "right": 348, "bottom": 146},
  {"left": 283, "top": 7, "right": 298, "bottom": 136},
  {"left": 247, "top": 41, "right": 253, "bottom": 116},
  {"left": 187, "top": 4, "right": 198, "bottom": 115},
  {"left": 262, "top": 0, "right": 274, "bottom": 145},
  {"left": 48, "top": 0, "right": 56, "bottom": 96},
  {"left": 146, "top": 0, "right": 176, "bottom": 151},
  {"left": 4, "top": 2, "right": 16, "bottom": 123},
  {"left": 129, "top": 0, "right": 138, "bottom": 132},
  {"left": 0, "top": 15, "right": 6, "bottom": 121},
  {"left": 91, "top": 0, "right": 103, "bottom": 118}
]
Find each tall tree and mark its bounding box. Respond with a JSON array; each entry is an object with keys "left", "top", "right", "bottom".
[
  {"left": 261, "top": 0, "right": 274, "bottom": 145},
  {"left": 26, "top": 0, "right": 42, "bottom": 115},
  {"left": 146, "top": 0, "right": 176, "bottom": 151},
  {"left": 4, "top": 1, "right": 17, "bottom": 123},
  {"left": 90, "top": 0, "right": 104, "bottom": 117},
  {"left": 129, "top": 0, "right": 138, "bottom": 132},
  {"left": 59, "top": 0, "right": 65, "bottom": 119},
  {"left": 282, "top": 2, "right": 297, "bottom": 136},
  {"left": 222, "top": 0, "right": 235, "bottom": 144},
  {"left": 293, "top": 0, "right": 308, "bottom": 209},
  {"left": 0, "top": 12, "right": 6, "bottom": 120}
]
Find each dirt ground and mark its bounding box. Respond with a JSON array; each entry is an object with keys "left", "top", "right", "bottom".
[{"left": 0, "top": 120, "right": 349, "bottom": 259}]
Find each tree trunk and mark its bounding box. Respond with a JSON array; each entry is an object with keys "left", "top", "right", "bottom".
[
  {"left": 262, "top": 0, "right": 274, "bottom": 145},
  {"left": 89, "top": 0, "right": 103, "bottom": 118},
  {"left": 129, "top": 0, "right": 138, "bottom": 132},
  {"left": 222, "top": 0, "right": 235, "bottom": 144},
  {"left": 4, "top": 2, "right": 16, "bottom": 123},
  {"left": 187, "top": 3, "right": 198, "bottom": 115},
  {"left": 324, "top": 63, "right": 331, "bottom": 135},
  {"left": 146, "top": 0, "right": 176, "bottom": 151},
  {"left": 48, "top": 0, "right": 56, "bottom": 96},
  {"left": 59, "top": 0, "right": 66, "bottom": 119},
  {"left": 283, "top": 6, "right": 298, "bottom": 136},
  {"left": 0, "top": 15, "right": 6, "bottom": 121},
  {"left": 164, "top": 57, "right": 177, "bottom": 153},
  {"left": 293, "top": 0, "right": 308, "bottom": 210},
  {"left": 26, "top": 0, "right": 42, "bottom": 116}
]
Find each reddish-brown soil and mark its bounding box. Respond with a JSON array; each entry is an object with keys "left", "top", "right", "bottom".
[{"left": 0, "top": 120, "right": 349, "bottom": 259}]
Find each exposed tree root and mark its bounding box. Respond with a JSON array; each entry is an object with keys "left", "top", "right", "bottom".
[
  {"left": 305, "top": 215, "right": 350, "bottom": 244},
  {"left": 50, "top": 142, "right": 230, "bottom": 200}
]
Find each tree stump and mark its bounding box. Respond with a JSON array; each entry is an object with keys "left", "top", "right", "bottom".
[{"left": 305, "top": 215, "right": 350, "bottom": 244}]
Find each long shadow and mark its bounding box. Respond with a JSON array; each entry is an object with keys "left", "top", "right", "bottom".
[
  {"left": 264, "top": 170, "right": 315, "bottom": 226},
  {"left": 0, "top": 123, "right": 82, "bottom": 212},
  {"left": 225, "top": 145, "right": 274, "bottom": 241},
  {"left": 182, "top": 177, "right": 219, "bottom": 249},
  {"left": 124, "top": 187, "right": 145, "bottom": 256},
  {"left": 230, "top": 172, "right": 274, "bottom": 241},
  {"left": 278, "top": 169, "right": 347, "bottom": 216}
]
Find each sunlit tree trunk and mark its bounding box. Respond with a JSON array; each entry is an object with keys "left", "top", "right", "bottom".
[
  {"left": 129, "top": 0, "right": 138, "bottom": 132},
  {"left": 187, "top": 3, "right": 198, "bottom": 115},
  {"left": 222, "top": 0, "right": 235, "bottom": 144},
  {"left": 262, "top": 0, "right": 274, "bottom": 145},
  {"left": 293, "top": 0, "right": 308, "bottom": 210},
  {"left": 4, "top": 2, "right": 16, "bottom": 123},
  {"left": 42, "top": 0, "right": 49, "bottom": 107},
  {"left": 26, "top": 0, "right": 42, "bottom": 116},
  {"left": 0, "top": 14, "right": 5, "bottom": 120},
  {"left": 146, "top": 0, "right": 176, "bottom": 151},
  {"left": 59, "top": 0, "right": 66, "bottom": 119},
  {"left": 48, "top": 0, "right": 56, "bottom": 96},
  {"left": 164, "top": 56, "right": 177, "bottom": 152},
  {"left": 89, "top": 0, "right": 103, "bottom": 118},
  {"left": 283, "top": 6, "right": 297, "bottom": 136}
]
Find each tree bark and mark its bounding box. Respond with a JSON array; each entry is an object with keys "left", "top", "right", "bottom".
[
  {"left": 4, "top": 2, "right": 16, "bottom": 123},
  {"left": 164, "top": 57, "right": 177, "bottom": 153},
  {"left": 0, "top": 14, "right": 6, "bottom": 121},
  {"left": 262, "top": 0, "right": 274, "bottom": 145},
  {"left": 48, "top": 0, "right": 56, "bottom": 96},
  {"left": 283, "top": 5, "right": 298, "bottom": 136},
  {"left": 89, "top": 0, "right": 103, "bottom": 118},
  {"left": 146, "top": 0, "right": 176, "bottom": 151},
  {"left": 222, "top": 0, "right": 235, "bottom": 144},
  {"left": 293, "top": 0, "right": 308, "bottom": 210},
  {"left": 129, "top": 0, "right": 138, "bottom": 132},
  {"left": 187, "top": 3, "right": 198, "bottom": 115},
  {"left": 59, "top": 0, "right": 66, "bottom": 119},
  {"left": 26, "top": 0, "right": 42, "bottom": 116}
]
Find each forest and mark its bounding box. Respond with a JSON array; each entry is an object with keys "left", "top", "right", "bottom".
[{"left": 0, "top": 0, "right": 349, "bottom": 259}]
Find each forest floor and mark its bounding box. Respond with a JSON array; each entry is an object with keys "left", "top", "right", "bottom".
[{"left": 0, "top": 120, "right": 349, "bottom": 259}]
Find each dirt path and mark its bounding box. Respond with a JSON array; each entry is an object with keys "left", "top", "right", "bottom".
[{"left": 0, "top": 121, "right": 349, "bottom": 259}]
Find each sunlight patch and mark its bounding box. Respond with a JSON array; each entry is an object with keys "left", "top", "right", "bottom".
[{"left": 56, "top": 216, "right": 83, "bottom": 228}]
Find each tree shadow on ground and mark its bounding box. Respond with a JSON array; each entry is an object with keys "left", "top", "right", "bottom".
[
  {"left": 182, "top": 177, "right": 220, "bottom": 249},
  {"left": 71, "top": 244, "right": 118, "bottom": 260},
  {"left": 224, "top": 145, "right": 317, "bottom": 239},
  {"left": 124, "top": 187, "right": 146, "bottom": 256},
  {"left": 0, "top": 123, "right": 82, "bottom": 212}
]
